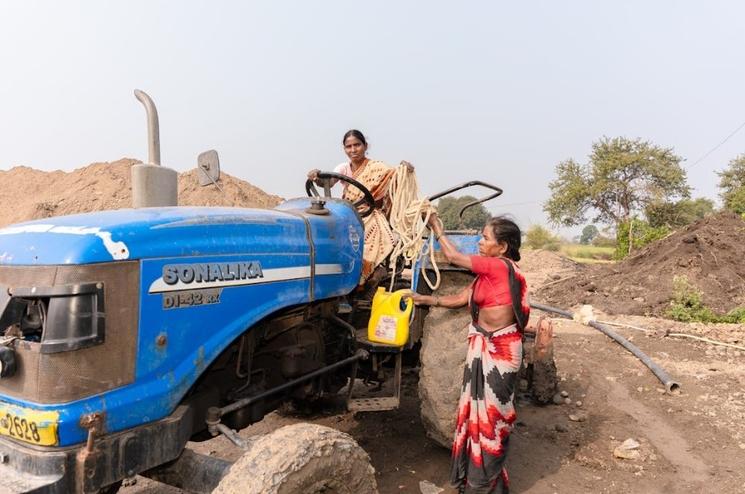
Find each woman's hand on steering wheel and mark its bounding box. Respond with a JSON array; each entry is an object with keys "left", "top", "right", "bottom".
[
  {"left": 304, "top": 171, "right": 376, "bottom": 218},
  {"left": 306, "top": 168, "right": 324, "bottom": 185}
]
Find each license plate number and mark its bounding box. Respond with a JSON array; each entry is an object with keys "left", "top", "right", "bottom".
[{"left": 0, "top": 405, "right": 58, "bottom": 446}]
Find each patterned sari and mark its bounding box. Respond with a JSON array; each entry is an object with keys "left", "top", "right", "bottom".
[
  {"left": 341, "top": 159, "right": 396, "bottom": 281},
  {"left": 451, "top": 262, "right": 528, "bottom": 493},
  {"left": 451, "top": 322, "right": 522, "bottom": 493}
]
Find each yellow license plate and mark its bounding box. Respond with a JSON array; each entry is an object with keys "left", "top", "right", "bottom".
[{"left": 0, "top": 404, "right": 59, "bottom": 446}]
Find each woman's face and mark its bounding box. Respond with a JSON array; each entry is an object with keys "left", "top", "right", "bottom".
[
  {"left": 478, "top": 226, "right": 508, "bottom": 257},
  {"left": 344, "top": 136, "right": 367, "bottom": 162}
]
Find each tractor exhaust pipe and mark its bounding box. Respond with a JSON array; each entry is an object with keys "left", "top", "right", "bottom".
[
  {"left": 131, "top": 89, "right": 178, "bottom": 207},
  {"left": 134, "top": 89, "right": 161, "bottom": 166}
]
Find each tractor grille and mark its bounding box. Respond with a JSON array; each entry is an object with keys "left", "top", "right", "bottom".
[{"left": 0, "top": 262, "right": 139, "bottom": 404}]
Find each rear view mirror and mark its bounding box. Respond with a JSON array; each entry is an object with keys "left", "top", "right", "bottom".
[{"left": 197, "top": 150, "right": 221, "bottom": 186}]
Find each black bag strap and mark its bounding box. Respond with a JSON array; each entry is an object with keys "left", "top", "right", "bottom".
[
  {"left": 500, "top": 258, "right": 528, "bottom": 331},
  {"left": 469, "top": 283, "right": 479, "bottom": 322}
]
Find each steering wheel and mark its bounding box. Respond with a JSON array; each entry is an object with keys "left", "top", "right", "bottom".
[{"left": 305, "top": 171, "right": 376, "bottom": 218}]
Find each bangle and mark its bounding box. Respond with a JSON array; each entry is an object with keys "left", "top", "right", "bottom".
[{"left": 433, "top": 296, "right": 440, "bottom": 307}]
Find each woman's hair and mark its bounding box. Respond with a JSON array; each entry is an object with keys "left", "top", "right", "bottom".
[
  {"left": 342, "top": 129, "right": 367, "bottom": 146},
  {"left": 487, "top": 216, "right": 522, "bottom": 262}
]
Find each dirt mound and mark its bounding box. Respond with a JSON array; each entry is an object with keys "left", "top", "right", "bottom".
[
  {"left": 0, "top": 159, "right": 283, "bottom": 227},
  {"left": 537, "top": 212, "right": 745, "bottom": 316},
  {"left": 178, "top": 168, "right": 282, "bottom": 209},
  {"left": 519, "top": 249, "right": 581, "bottom": 290}
]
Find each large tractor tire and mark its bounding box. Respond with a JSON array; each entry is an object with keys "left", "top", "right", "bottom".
[
  {"left": 418, "top": 273, "right": 561, "bottom": 448},
  {"left": 418, "top": 272, "right": 473, "bottom": 448},
  {"left": 213, "top": 423, "right": 377, "bottom": 494}
]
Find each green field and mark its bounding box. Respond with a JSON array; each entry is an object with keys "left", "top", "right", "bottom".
[{"left": 559, "top": 244, "right": 615, "bottom": 263}]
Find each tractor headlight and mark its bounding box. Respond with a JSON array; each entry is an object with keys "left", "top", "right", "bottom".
[{"left": 0, "top": 282, "right": 105, "bottom": 354}]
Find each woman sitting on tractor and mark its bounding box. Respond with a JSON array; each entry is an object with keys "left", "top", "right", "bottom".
[{"left": 307, "top": 129, "right": 412, "bottom": 284}]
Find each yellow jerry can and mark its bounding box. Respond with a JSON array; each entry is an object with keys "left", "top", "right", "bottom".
[{"left": 367, "top": 288, "right": 414, "bottom": 346}]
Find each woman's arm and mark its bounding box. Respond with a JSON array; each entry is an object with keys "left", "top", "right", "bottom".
[
  {"left": 429, "top": 213, "right": 472, "bottom": 270},
  {"left": 308, "top": 164, "right": 346, "bottom": 187},
  {"left": 408, "top": 286, "right": 469, "bottom": 309}
]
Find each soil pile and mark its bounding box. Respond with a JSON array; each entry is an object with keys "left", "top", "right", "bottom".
[
  {"left": 0, "top": 159, "right": 283, "bottom": 227},
  {"left": 519, "top": 249, "right": 580, "bottom": 290},
  {"left": 537, "top": 212, "right": 745, "bottom": 316},
  {"left": 178, "top": 168, "right": 282, "bottom": 209}
]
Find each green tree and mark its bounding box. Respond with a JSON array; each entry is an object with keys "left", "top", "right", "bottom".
[
  {"left": 724, "top": 187, "right": 745, "bottom": 216},
  {"left": 614, "top": 218, "right": 670, "bottom": 259},
  {"left": 437, "top": 195, "right": 490, "bottom": 230},
  {"left": 544, "top": 137, "right": 690, "bottom": 229},
  {"left": 524, "top": 225, "right": 560, "bottom": 251},
  {"left": 591, "top": 234, "right": 616, "bottom": 248},
  {"left": 718, "top": 154, "right": 745, "bottom": 214},
  {"left": 579, "top": 224, "right": 599, "bottom": 245},
  {"left": 645, "top": 197, "right": 714, "bottom": 229}
]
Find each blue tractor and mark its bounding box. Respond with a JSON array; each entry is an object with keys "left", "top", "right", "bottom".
[{"left": 0, "top": 92, "right": 503, "bottom": 493}]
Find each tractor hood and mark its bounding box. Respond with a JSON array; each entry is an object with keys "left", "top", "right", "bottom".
[{"left": 0, "top": 205, "right": 318, "bottom": 265}]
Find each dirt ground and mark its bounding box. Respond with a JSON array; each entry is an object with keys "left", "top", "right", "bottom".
[{"left": 124, "top": 252, "right": 745, "bottom": 494}]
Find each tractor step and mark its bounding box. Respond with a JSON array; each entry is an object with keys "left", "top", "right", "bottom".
[
  {"left": 345, "top": 329, "right": 403, "bottom": 412},
  {"left": 353, "top": 328, "right": 402, "bottom": 353},
  {"left": 348, "top": 396, "right": 399, "bottom": 412}
]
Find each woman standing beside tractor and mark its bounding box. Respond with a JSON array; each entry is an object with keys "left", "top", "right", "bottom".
[{"left": 410, "top": 214, "right": 529, "bottom": 494}]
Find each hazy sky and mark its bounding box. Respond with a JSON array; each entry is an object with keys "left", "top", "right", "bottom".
[{"left": 2, "top": 1, "right": 744, "bottom": 235}]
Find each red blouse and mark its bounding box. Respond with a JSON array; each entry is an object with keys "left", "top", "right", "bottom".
[{"left": 470, "top": 256, "right": 530, "bottom": 326}]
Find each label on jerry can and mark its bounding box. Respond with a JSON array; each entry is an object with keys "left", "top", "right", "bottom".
[{"left": 374, "top": 316, "right": 398, "bottom": 342}]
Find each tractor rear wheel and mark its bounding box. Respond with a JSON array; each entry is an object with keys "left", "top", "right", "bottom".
[
  {"left": 213, "top": 423, "right": 377, "bottom": 494},
  {"left": 417, "top": 272, "right": 473, "bottom": 448},
  {"left": 418, "top": 272, "right": 561, "bottom": 448}
]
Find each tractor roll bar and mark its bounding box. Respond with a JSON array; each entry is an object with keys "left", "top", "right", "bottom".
[{"left": 427, "top": 180, "right": 503, "bottom": 219}]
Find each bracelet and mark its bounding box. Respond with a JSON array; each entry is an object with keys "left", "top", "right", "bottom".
[{"left": 433, "top": 296, "right": 440, "bottom": 307}]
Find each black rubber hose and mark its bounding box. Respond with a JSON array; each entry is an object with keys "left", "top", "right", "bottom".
[{"left": 530, "top": 302, "right": 681, "bottom": 394}]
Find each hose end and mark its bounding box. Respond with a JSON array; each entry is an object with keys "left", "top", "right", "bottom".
[{"left": 665, "top": 381, "right": 681, "bottom": 395}]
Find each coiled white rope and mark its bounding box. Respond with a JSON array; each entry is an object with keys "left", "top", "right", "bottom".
[
  {"left": 387, "top": 162, "right": 441, "bottom": 291},
  {"left": 0, "top": 336, "right": 18, "bottom": 347}
]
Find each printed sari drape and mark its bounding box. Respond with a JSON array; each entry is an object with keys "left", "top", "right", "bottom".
[
  {"left": 450, "top": 322, "right": 522, "bottom": 493},
  {"left": 342, "top": 160, "right": 395, "bottom": 281}
]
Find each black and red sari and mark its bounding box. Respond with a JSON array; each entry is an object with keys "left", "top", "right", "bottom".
[{"left": 450, "top": 257, "right": 528, "bottom": 494}]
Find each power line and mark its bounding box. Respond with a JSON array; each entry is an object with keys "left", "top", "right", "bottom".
[
  {"left": 493, "top": 200, "right": 543, "bottom": 208},
  {"left": 688, "top": 119, "right": 745, "bottom": 169}
]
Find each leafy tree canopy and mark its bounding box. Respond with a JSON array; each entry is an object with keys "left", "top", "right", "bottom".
[
  {"left": 615, "top": 218, "right": 670, "bottom": 259},
  {"left": 718, "top": 154, "right": 745, "bottom": 214},
  {"left": 580, "top": 224, "right": 599, "bottom": 245},
  {"left": 437, "top": 195, "right": 490, "bottom": 230},
  {"left": 645, "top": 198, "right": 714, "bottom": 229},
  {"left": 724, "top": 186, "right": 745, "bottom": 215},
  {"left": 524, "top": 225, "right": 560, "bottom": 251},
  {"left": 591, "top": 234, "right": 616, "bottom": 248},
  {"left": 544, "top": 137, "right": 690, "bottom": 228}
]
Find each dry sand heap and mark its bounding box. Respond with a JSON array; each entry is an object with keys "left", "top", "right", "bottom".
[
  {"left": 518, "top": 249, "right": 579, "bottom": 289},
  {"left": 0, "top": 158, "right": 283, "bottom": 228},
  {"left": 537, "top": 211, "right": 745, "bottom": 316}
]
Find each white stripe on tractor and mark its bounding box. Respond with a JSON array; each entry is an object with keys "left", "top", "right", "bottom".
[{"left": 148, "top": 263, "right": 344, "bottom": 293}]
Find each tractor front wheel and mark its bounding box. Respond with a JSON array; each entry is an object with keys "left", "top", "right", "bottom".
[{"left": 213, "top": 423, "right": 377, "bottom": 494}]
